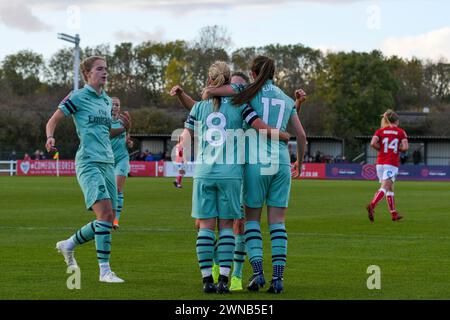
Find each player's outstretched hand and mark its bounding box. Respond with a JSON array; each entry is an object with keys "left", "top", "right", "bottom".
[
  {"left": 119, "top": 111, "right": 131, "bottom": 131},
  {"left": 295, "top": 89, "right": 307, "bottom": 103},
  {"left": 291, "top": 161, "right": 302, "bottom": 179},
  {"left": 45, "top": 137, "right": 57, "bottom": 153},
  {"left": 170, "top": 85, "right": 184, "bottom": 96}
]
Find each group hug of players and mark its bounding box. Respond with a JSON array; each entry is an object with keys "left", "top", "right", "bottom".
[{"left": 44, "top": 54, "right": 408, "bottom": 292}]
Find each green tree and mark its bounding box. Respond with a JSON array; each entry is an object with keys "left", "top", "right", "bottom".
[
  {"left": 231, "top": 47, "right": 258, "bottom": 72},
  {"left": 317, "top": 50, "right": 399, "bottom": 158},
  {"left": 387, "top": 56, "right": 428, "bottom": 110},
  {"left": 2, "top": 50, "right": 45, "bottom": 95},
  {"left": 131, "top": 107, "right": 183, "bottom": 134},
  {"left": 46, "top": 48, "right": 75, "bottom": 86},
  {"left": 424, "top": 60, "right": 450, "bottom": 103}
]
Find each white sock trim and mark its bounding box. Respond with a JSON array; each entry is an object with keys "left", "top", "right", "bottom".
[
  {"left": 220, "top": 267, "right": 231, "bottom": 277},
  {"left": 386, "top": 191, "right": 394, "bottom": 196},
  {"left": 66, "top": 238, "right": 76, "bottom": 250},
  {"left": 99, "top": 262, "right": 111, "bottom": 276},
  {"left": 201, "top": 269, "right": 212, "bottom": 278}
]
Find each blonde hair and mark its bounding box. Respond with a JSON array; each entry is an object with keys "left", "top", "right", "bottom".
[
  {"left": 208, "top": 61, "right": 231, "bottom": 111},
  {"left": 381, "top": 109, "right": 400, "bottom": 128},
  {"left": 80, "top": 56, "right": 106, "bottom": 82}
]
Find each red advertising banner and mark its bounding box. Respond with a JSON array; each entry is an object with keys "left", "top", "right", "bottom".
[
  {"left": 16, "top": 160, "right": 328, "bottom": 179},
  {"left": 129, "top": 161, "right": 153, "bottom": 177},
  {"left": 17, "top": 160, "right": 165, "bottom": 177},
  {"left": 291, "top": 163, "right": 326, "bottom": 179},
  {"left": 16, "top": 160, "right": 76, "bottom": 176},
  {"left": 129, "top": 161, "right": 164, "bottom": 177}
]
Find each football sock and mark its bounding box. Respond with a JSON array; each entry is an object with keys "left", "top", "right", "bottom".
[
  {"left": 218, "top": 228, "right": 235, "bottom": 277},
  {"left": 269, "top": 223, "right": 287, "bottom": 280},
  {"left": 232, "top": 234, "right": 246, "bottom": 278},
  {"left": 213, "top": 238, "right": 219, "bottom": 265},
  {"left": 70, "top": 220, "right": 96, "bottom": 247},
  {"left": 370, "top": 188, "right": 386, "bottom": 208},
  {"left": 196, "top": 228, "right": 215, "bottom": 278},
  {"left": 245, "top": 221, "right": 263, "bottom": 275},
  {"left": 386, "top": 191, "right": 396, "bottom": 213},
  {"left": 95, "top": 221, "right": 112, "bottom": 264},
  {"left": 115, "top": 192, "right": 124, "bottom": 223}
]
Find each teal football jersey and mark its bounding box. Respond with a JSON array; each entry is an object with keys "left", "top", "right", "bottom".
[
  {"left": 185, "top": 97, "right": 258, "bottom": 179},
  {"left": 234, "top": 80, "right": 296, "bottom": 165},
  {"left": 58, "top": 84, "right": 114, "bottom": 164},
  {"left": 110, "top": 119, "right": 129, "bottom": 164}
]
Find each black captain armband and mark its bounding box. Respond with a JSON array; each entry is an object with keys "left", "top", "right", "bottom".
[
  {"left": 63, "top": 99, "right": 78, "bottom": 114},
  {"left": 241, "top": 104, "right": 259, "bottom": 125},
  {"left": 185, "top": 114, "right": 197, "bottom": 127}
]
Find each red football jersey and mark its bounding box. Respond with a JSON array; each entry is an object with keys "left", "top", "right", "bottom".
[
  {"left": 175, "top": 144, "right": 183, "bottom": 163},
  {"left": 374, "top": 126, "right": 407, "bottom": 167}
]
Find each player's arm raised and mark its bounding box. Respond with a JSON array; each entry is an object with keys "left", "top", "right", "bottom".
[
  {"left": 45, "top": 109, "right": 66, "bottom": 153},
  {"left": 294, "top": 89, "right": 307, "bottom": 114},
  {"left": 170, "top": 85, "right": 197, "bottom": 111},
  {"left": 288, "top": 113, "right": 307, "bottom": 179},
  {"left": 181, "top": 128, "right": 193, "bottom": 163},
  {"left": 287, "top": 89, "right": 306, "bottom": 137}
]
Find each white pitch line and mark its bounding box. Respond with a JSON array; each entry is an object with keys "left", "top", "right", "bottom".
[{"left": 0, "top": 226, "right": 448, "bottom": 241}]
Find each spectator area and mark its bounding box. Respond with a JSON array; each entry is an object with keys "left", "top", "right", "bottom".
[{"left": 355, "top": 136, "right": 450, "bottom": 165}]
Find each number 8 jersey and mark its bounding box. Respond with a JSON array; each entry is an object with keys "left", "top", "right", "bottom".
[
  {"left": 373, "top": 126, "right": 408, "bottom": 167},
  {"left": 185, "top": 97, "right": 258, "bottom": 179}
]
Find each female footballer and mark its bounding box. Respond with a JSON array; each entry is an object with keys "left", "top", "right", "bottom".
[
  {"left": 366, "top": 109, "right": 408, "bottom": 222},
  {"left": 201, "top": 56, "right": 307, "bottom": 294},
  {"left": 110, "top": 96, "right": 133, "bottom": 229},
  {"left": 170, "top": 70, "right": 291, "bottom": 292},
  {"left": 46, "top": 56, "right": 129, "bottom": 283},
  {"left": 183, "top": 61, "right": 297, "bottom": 294}
]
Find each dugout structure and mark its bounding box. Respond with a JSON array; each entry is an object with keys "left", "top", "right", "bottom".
[
  {"left": 356, "top": 136, "right": 450, "bottom": 165},
  {"left": 131, "top": 133, "right": 172, "bottom": 160},
  {"left": 289, "top": 136, "right": 344, "bottom": 163}
]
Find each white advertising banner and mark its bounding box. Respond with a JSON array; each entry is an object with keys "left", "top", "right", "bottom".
[{"left": 164, "top": 161, "right": 195, "bottom": 177}]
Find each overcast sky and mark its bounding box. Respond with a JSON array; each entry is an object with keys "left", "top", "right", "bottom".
[{"left": 0, "top": 0, "right": 449, "bottom": 61}]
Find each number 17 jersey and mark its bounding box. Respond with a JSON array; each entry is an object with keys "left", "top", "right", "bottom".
[
  {"left": 374, "top": 126, "right": 408, "bottom": 167},
  {"left": 241, "top": 80, "right": 296, "bottom": 166}
]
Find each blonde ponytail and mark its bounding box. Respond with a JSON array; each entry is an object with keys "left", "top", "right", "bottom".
[
  {"left": 381, "top": 109, "right": 400, "bottom": 128},
  {"left": 208, "top": 61, "right": 231, "bottom": 111}
]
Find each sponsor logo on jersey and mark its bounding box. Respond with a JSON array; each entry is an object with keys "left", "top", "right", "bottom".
[
  {"left": 88, "top": 115, "right": 111, "bottom": 126},
  {"left": 383, "top": 130, "right": 398, "bottom": 135}
]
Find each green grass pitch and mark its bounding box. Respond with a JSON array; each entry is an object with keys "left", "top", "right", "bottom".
[{"left": 0, "top": 176, "right": 449, "bottom": 299}]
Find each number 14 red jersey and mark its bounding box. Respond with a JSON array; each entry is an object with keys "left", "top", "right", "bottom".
[{"left": 373, "top": 126, "right": 407, "bottom": 167}]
